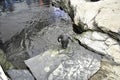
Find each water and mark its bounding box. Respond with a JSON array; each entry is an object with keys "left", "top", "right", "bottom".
[{"left": 0, "top": 0, "right": 70, "bottom": 42}]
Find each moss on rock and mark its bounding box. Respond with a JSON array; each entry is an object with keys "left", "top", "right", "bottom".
[{"left": 0, "top": 49, "right": 14, "bottom": 70}]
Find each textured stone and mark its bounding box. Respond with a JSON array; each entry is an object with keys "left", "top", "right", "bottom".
[
  {"left": 52, "top": 0, "right": 120, "bottom": 40},
  {"left": 95, "top": 0, "right": 120, "bottom": 33},
  {"left": 76, "top": 31, "right": 120, "bottom": 64},
  {"left": 48, "top": 54, "right": 101, "bottom": 80},
  {"left": 7, "top": 69, "right": 35, "bottom": 80},
  {"left": 25, "top": 49, "right": 69, "bottom": 80},
  {"left": 25, "top": 42, "right": 101, "bottom": 80},
  {"left": 90, "top": 61, "right": 120, "bottom": 80}
]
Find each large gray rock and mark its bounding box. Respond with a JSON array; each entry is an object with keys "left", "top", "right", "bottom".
[
  {"left": 25, "top": 49, "right": 69, "bottom": 80},
  {"left": 7, "top": 69, "right": 35, "bottom": 80},
  {"left": 25, "top": 41, "right": 101, "bottom": 80}
]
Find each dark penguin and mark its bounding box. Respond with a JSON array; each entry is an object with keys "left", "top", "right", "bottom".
[{"left": 58, "top": 34, "right": 71, "bottom": 49}]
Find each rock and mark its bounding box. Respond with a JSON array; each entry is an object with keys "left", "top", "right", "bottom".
[
  {"left": 48, "top": 54, "right": 100, "bottom": 80},
  {"left": 75, "top": 31, "right": 120, "bottom": 64},
  {"left": 25, "top": 41, "right": 101, "bottom": 80},
  {"left": 90, "top": 61, "right": 120, "bottom": 80},
  {"left": 7, "top": 69, "right": 35, "bottom": 80},
  {"left": 25, "top": 49, "right": 69, "bottom": 80},
  {"left": 52, "top": 0, "right": 120, "bottom": 40},
  {"left": 52, "top": 0, "right": 102, "bottom": 30},
  {"left": 95, "top": 0, "right": 120, "bottom": 33},
  {"left": 0, "top": 49, "right": 14, "bottom": 70},
  {"left": 0, "top": 65, "right": 8, "bottom": 80},
  {"left": 52, "top": 0, "right": 120, "bottom": 79}
]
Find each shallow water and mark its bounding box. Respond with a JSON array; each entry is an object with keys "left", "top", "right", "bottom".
[{"left": 0, "top": 0, "right": 69, "bottom": 42}]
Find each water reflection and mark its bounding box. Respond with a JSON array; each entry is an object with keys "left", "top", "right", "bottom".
[
  {"left": 0, "top": 0, "right": 51, "bottom": 14},
  {"left": 52, "top": 6, "right": 69, "bottom": 25},
  {"left": 0, "top": 0, "right": 69, "bottom": 23}
]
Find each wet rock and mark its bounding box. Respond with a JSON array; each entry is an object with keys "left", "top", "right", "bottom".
[
  {"left": 25, "top": 41, "right": 101, "bottom": 80},
  {"left": 7, "top": 69, "right": 35, "bottom": 80},
  {"left": 0, "top": 65, "right": 8, "bottom": 80},
  {"left": 75, "top": 31, "right": 120, "bottom": 64},
  {"left": 90, "top": 61, "right": 120, "bottom": 80}
]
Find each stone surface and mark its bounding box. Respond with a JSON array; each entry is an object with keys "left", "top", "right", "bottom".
[
  {"left": 75, "top": 31, "right": 120, "bottom": 64},
  {"left": 25, "top": 49, "right": 69, "bottom": 80},
  {"left": 25, "top": 41, "right": 101, "bottom": 80},
  {"left": 95, "top": 0, "right": 120, "bottom": 33},
  {"left": 90, "top": 61, "right": 120, "bottom": 80},
  {"left": 7, "top": 69, "right": 35, "bottom": 80},
  {"left": 52, "top": 0, "right": 120, "bottom": 40},
  {"left": 0, "top": 65, "right": 8, "bottom": 80}
]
